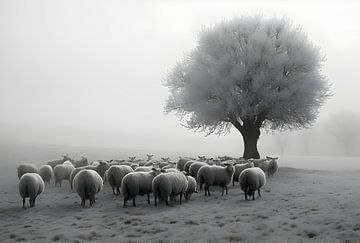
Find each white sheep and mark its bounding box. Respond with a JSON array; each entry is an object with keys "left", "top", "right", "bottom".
[
  {"left": 107, "top": 165, "right": 134, "bottom": 195},
  {"left": 73, "top": 169, "right": 103, "bottom": 207},
  {"left": 260, "top": 156, "right": 279, "bottom": 176},
  {"left": 69, "top": 161, "right": 110, "bottom": 190},
  {"left": 152, "top": 172, "right": 188, "bottom": 206},
  {"left": 121, "top": 169, "right": 161, "bottom": 207},
  {"left": 184, "top": 174, "right": 197, "bottom": 200},
  {"left": 54, "top": 163, "right": 75, "bottom": 187},
  {"left": 17, "top": 163, "right": 38, "bottom": 179},
  {"left": 232, "top": 161, "right": 254, "bottom": 186},
  {"left": 38, "top": 165, "right": 53, "bottom": 185},
  {"left": 19, "top": 173, "right": 45, "bottom": 208},
  {"left": 239, "top": 167, "right": 266, "bottom": 200},
  {"left": 197, "top": 164, "right": 234, "bottom": 196}
]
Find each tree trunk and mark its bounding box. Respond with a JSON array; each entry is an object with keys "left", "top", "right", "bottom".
[
  {"left": 230, "top": 115, "right": 264, "bottom": 160},
  {"left": 241, "top": 126, "right": 260, "bottom": 159}
]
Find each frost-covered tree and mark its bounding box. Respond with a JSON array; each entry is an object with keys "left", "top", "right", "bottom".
[{"left": 164, "top": 16, "right": 330, "bottom": 159}]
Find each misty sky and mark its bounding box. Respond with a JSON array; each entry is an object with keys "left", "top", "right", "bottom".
[{"left": 0, "top": 0, "right": 359, "bottom": 156}]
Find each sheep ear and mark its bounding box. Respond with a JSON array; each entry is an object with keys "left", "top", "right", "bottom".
[
  {"left": 194, "top": 190, "right": 198, "bottom": 193},
  {"left": 266, "top": 156, "right": 271, "bottom": 159},
  {"left": 152, "top": 168, "right": 157, "bottom": 172},
  {"left": 161, "top": 169, "right": 166, "bottom": 173}
]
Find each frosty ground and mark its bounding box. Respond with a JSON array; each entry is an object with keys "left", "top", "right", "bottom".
[{"left": 1, "top": 155, "right": 360, "bottom": 242}]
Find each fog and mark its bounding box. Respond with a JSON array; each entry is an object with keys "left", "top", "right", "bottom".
[{"left": 1, "top": 0, "right": 360, "bottom": 157}]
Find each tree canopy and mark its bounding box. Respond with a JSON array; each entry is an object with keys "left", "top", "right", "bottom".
[{"left": 164, "top": 16, "right": 331, "bottom": 158}]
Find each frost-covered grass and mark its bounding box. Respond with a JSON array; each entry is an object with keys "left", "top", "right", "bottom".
[{"left": 1, "top": 146, "right": 360, "bottom": 242}]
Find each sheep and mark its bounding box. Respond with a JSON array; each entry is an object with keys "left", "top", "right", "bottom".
[
  {"left": 107, "top": 165, "right": 134, "bottom": 195},
  {"left": 69, "top": 161, "right": 110, "bottom": 190},
  {"left": 183, "top": 160, "right": 197, "bottom": 173},
  {"left": 184, "top": 174, "right": 197, "bottom": 200},
  {"left": 197, "top": 164, "right": 234, "bottom": 196},
  {"left": 152, "top": 172, "right": 188, "bottom": 206},
  {"left": 17, "top": 163, "right": 38, "bottom": 179},
  {"left": 176, "top": 157, "right": 191, "bottom": 171},
  {"left": 189, "top": 162, "right": 207, "bottom": 181},
  {"left": 121, "top": 168, "right": 161, "bottom": 207},
  {"left": 38, "top": 165, "right": 53, "bottom": 185},
  {"left": 19, "top": 173, "right": 45, "bottom": 208},
  {"left": 239, "top": 167, "right": 266, "bottom": 200},
  {"left": 47, "top": 155, "right": 71, "bottom": 169},
  {"left": 232, "top": 161, "right": 254, "bottom": 186},
  {"left": 73, "top": 169, "right": 103, "bottom": 207},
  {"left": 54, "top": 163, "right": 75, "bottom": 187},
  {"left": 261, "top": 156, "right": 279, "bottom": 176}
]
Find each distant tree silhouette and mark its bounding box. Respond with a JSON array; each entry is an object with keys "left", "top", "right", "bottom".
[
  {"left": 324, "top": 112, "right": 359, "bottom": 156},
  {"left": 164, "top": 16, "right": 331, "bottom": 159}
]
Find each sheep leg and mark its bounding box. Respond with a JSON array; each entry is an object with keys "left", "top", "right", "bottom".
[
  {"left": 117, "top": 187, "right": 120, "bottom": 195},
  {"left": 147, "top": 193, "right": 150, "bottom": 204},
  {"left": 179, "top": 194, "right": 182, "bottom": 205},
  {"left": 222, "top": 187, "right": 224, "bottom": 196},
  {"left": 225, "top": 186, "right": 228, "bottom": 195},
  {"left": 165, "top": 197, "right": 169, "bottom": 206},
  {"left": 258, "top": 189, "right": 261, "bottom": 197},
  {"left": 245, "top": 192, "right": 247, "bottom": 201},
  {"left": 154, "top": 196, "right": 157, "bottom": 206},
  {"left": 33, "top": 196, "right": 37, "bottom": 207},
  {"left": 112, "top": 187, "right": 115, "bottom": 195},
  {"left": 123, "top": 198, "right": 127, "bottom": 207},
  {"left": 232, "top": 178, "right": 235, "bottom": 187},
  {"left": 29, "top": 198, "right": 33, "bottom": 207},
  {"left": 252, "top": 192, "right": 255, "bottom": 200},
  {"left": 81, "top": 198, "right": 85, "bottom": 207},
  {"left": 132, "top": 197, "right": 136, "bottom": 207},
  {"left": 22, "top": 198, "right": 25, "bottom": 209}
]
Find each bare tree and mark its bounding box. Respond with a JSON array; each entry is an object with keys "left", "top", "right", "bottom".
[
  {"left": 164, "top": 16, "right": 331, "bottom": 159},
  {"left": 324, "top": 112, "right": 359, "bottom": 156}
]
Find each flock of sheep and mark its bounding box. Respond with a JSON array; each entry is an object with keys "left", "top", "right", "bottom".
[{"left": 16, "top": 154, "right": 279, "bottom": 208}]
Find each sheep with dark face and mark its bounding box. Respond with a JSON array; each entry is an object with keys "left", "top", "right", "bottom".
[
  {"left": 197, "top": 164, "right": 234, "bottom": 196},
  {"left": 19, "top": 173, "right": 45, "bottom": 208},
  {"left": 239, "top": 167, "right": 266, "bottom": 200},
  {"left": 121, "top": 168, "right": 161, "bottom": 207},
  {"left": 73, "top": 169, "right": 103, "bottom": 207},
  {"left": 17, "top": 163, "right": 38, "bottom": 179}
]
